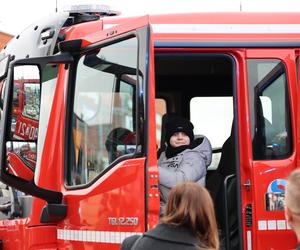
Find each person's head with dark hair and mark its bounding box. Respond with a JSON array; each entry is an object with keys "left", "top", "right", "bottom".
[
  {"left": 161, "top": 182, "right": 219, "bottom": 250},
  {"left": 105, "top": 127, "right": 136, "bottom": 163},
  {"left": 165, "top": 116, "right": 194, "bottom": 148}
]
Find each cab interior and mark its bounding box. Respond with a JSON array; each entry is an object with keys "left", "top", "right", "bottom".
[
  {"left": 154, "top": 51, "right": 239, "bottom": 249},
  {"left": 154, "top": 51, "right": 235, "bottom": 170}
]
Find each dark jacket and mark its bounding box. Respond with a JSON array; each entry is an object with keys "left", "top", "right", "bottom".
[
  {"left": 296, "top": 243, "right": 300, "bottom": 250},
  {"left": 120, "top": 223, "right": 203, "bottom": 250}
]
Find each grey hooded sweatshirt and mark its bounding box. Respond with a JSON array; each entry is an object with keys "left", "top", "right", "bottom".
[{"left": 158, "top": 136, "right": 212, "bottom": 212}]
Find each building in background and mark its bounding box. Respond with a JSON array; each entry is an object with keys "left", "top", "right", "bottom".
[{"left": 0, "top": 31, "right": 13, "bottom": 49}]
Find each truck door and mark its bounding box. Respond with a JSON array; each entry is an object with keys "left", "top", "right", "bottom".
[
  {"left": 56, "top": 17, "right": 157, "bottom": 249},
  {"left": 245, "top": 49, "right": 297, "bottom": 249}
]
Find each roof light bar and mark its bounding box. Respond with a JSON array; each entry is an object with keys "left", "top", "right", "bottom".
[{"left": 63, "top": 4, "right": 121, "bottom": 16}]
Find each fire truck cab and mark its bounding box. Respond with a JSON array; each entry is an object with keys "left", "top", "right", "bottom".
[{"left": 0, "top": 5, "right": 299, "bottom": 250}]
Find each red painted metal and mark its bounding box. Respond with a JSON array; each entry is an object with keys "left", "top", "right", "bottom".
[
  {"left": 56, "top": 158, "right": 147, "bottom": 249},
  {"left": 0, "top": 216, "right": 57, "bottom": 249}
]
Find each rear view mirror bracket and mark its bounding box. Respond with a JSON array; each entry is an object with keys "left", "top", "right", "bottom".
[{"left": 1, "top": 174, "right": 63, "bottom": 204}]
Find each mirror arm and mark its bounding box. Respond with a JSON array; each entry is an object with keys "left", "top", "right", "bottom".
[
  {"left": 9, "top": 187, "right": 21, "bottom": 218},
  {"left": 0, "top": 174, "right": 63, "bottom": 204},
  {"left": 13, "top": 53, "right": 74, "bottom": 67}
]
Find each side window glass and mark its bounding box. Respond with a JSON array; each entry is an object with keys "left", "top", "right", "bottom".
[
  {"left": 155, "top": 98, "right": 166, "bottom": 148},
  {"left": 68, "top": 37, "right": 139, "bottom": 186},
  {"left": 247, "top": 59, "right": 292, "bottom": 160},
  {"left": 190, "top": 97, "right": 233, "bottom": 169}
]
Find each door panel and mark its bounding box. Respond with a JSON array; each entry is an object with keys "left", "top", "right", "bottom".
[
  {"left": 58, "top": 159, "right": 146, "bottom": 250},
  {"left": 246, "top": 49, "right": 297, "bottom": 249},
  {"left": 56, "top": 18, "right": 154, "bottom": 249}
]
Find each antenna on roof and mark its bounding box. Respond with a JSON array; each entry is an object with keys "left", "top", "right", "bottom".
[{"left": 55, "top": 0, "right": 58, "bottom": 13}]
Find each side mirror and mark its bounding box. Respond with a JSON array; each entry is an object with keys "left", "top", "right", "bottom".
[
  {"left": 10, "top": 65, "right": 40, "bottom": 140},
  {"left": 6, "top": 65, "right": 40, "bottom": 177},
  {"left": 0, "top": 53, "right": 73, "bottom": 206}
]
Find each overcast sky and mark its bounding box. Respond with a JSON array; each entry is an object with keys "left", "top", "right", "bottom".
[{"left": 1, "top": 0, "right": 300, "bottom": 35}]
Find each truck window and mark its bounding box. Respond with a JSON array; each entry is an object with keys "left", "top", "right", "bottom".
[
  {"left": 247, "top": 59, "right": 292, "bottom": 160},
  {"left": 190, "top": 97, "right": 233, "bottom": 169},
  {"left": 155, "top": 98, "right": 166, "bottom": 148},
  {"left": 68, "top": 36, "right": 138, "bottom": 186}
]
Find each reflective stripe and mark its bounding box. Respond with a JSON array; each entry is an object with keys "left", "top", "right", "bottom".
[
  {"left": 57, "top": 229, "right": 142, "bottom": 244},
  {"left": 152, "top": 24, "right": 300, "bottom": 34},
  {"left": 247, "top": 230, "right": 252, "bottom": 250},
  {"left": 258, "top": 220, "right": 290, "bottom": 230}
]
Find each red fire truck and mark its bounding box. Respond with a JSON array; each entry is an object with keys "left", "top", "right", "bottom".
[{"left": 0, "top": 5, "right": 299, "bottom": 249}]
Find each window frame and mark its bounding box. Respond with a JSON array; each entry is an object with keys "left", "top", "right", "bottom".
[
  {"left": 65, "top": 33, "right": 144, "bottom": 189},
  {"left": 247, "top": 58, "right": 293, "bottom": 160}
]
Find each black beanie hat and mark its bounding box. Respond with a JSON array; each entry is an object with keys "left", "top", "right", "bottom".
[{"left": 165, "top": 117, "right": 194, "bottom": 146}]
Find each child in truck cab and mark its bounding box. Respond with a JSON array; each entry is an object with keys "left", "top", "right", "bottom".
[{"left": 158, "top": 116, "right": 212, "bottom": 213}]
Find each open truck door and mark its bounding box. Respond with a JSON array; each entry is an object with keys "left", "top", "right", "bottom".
[
  {"left": 244, "top": 49, "right": 297, "bottom": 249},
  {"left": 0, "top": 16, "right": 157, "bottom": 249}
]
